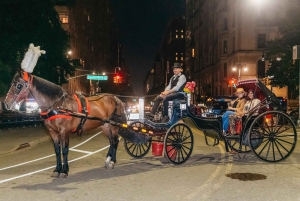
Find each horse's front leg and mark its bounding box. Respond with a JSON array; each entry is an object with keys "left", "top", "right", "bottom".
[
  {"left": 59, "top": 131, "right": 70, "bottom": 178},
  {"left": 104, "top": 125, "right": 119, "bottom": 169},
  {"left": 50, "top": 134, "right": 62, "bottom": 177}
]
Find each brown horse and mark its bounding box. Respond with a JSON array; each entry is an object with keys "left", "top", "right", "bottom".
[{"left": 4, "top": 70, "right": 130, "bottom": 177}]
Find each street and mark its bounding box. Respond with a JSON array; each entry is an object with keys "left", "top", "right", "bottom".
[{"left": 0, "top": 126, "right": 300, "bottom": 201}]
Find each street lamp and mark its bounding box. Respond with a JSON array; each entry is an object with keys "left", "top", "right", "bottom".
[
  {"left": 232, "top": 64, "right": 248, "bottom": 80},
  {"left": 115, "top": 67, "right": 121, "bottom": 74},
  {"left": 67, "top": 72, "right": 95, "bottom": 80}
]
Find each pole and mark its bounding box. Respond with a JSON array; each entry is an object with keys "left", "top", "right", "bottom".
[{"left": 298, "top": 60, "right": 300, "bottom": 127}]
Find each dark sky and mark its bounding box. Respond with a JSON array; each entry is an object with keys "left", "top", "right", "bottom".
[{"left": 111, "top": 0, "right": 185, "bottom": 95}]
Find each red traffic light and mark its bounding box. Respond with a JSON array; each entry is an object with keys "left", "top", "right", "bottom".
[{"left": 113, "top": 74, "right": 122, "bottom": 83}]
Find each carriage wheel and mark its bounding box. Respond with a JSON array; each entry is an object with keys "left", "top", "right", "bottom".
[
  {"left": 227, "top": 135, "right": 252, "bottom": 153},
  {"left": 164, "top": 123, "right": 194, "bottom": 165},
  {"left": 249, "top": 111, "right": 297, "bottom": 162},
  {"left": 123, "top": 121, "right": 151, "bottom": 158}
]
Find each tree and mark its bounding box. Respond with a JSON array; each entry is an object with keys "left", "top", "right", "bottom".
[
  {"left": 265, "top": 3, "right": 300, "bottom": 98},
  {"left": 0, "top": 0, "right": 76, "bottom": 96}
]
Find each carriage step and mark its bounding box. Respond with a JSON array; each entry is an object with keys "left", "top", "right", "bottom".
[{"left": 226, "top": 135, "right": 240, "bottom": 139}]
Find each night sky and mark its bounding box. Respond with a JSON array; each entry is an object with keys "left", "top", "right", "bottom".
[{"left": 111, "top": 0, "right": 185, "bottom": 95}]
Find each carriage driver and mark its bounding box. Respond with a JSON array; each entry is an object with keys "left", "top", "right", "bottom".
[{"left": 147, "top": 62, "right": 186, "bottom": 123}]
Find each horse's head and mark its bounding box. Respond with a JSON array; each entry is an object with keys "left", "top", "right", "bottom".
[{"left": 4, "top": 71, "right": 32, "bottom": 110}]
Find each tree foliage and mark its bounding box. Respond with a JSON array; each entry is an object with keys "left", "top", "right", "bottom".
[
  {"left": 0, "top": 0, "right": 77, "bottom": 96},
  {"left": 265, "top": 4, "right": 300, "bottom": 96}
]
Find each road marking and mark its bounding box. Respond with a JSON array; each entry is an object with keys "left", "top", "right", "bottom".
[
  {"left": 0, "top": 145, "right": 110, "bottom": 184},
  {"left": 184, "top": 132, "right": 233, "bottom": 200},
  {"left": 0, "top": 131, "right": 102, "bottom": 172},
  {"left": 69, "top": 148, "right": 93, "bottom": 154},
  {"left": 0, "top": 133, "right": 123, "bottom": 184}
]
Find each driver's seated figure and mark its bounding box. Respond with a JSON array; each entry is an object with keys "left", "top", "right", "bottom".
[{"left": 147, "top": 63, "right": 186, "bottom": 123}]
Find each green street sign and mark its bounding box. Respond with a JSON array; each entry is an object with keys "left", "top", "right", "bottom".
[{"left": 87, "top": 75, "right": 108, "bottom": 80}]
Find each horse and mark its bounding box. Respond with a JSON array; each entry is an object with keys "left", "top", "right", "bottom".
[{"left": 4, "top": 70, "right": 130, "bottom": 178}]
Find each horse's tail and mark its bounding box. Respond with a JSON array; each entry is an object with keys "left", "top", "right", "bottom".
[{"left": 114, "top": 96, "right": 127, "bottom": 124}]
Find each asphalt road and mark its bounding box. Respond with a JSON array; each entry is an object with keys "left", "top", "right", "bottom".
[{"left": 0, "top": 126, "right": 300, "bottom": 201}]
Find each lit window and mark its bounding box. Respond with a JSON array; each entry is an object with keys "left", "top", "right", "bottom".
[
  {"left": 176, "top": 52, "right": 178, "bottom": 55},
  {"left": 176, "top": 35, "right": 178, "bottom": 38},
  {"left": 181, "top": 53, "right": 183, "bottom": 55},
  {"left": 176, "top": 57, "right": 178, "bottom": 61},
  {"left": 181, "top": 29, "right": 183, "bottom": 32},
  {"left": 62, "top": 17, "right": 68, "bottom": 23},
  {"left": 192, "top": 49, "right": 195, "bottom": 57},
  {"left": 176, "top": 29, "right": 178, "bottom": 32},
  {"left": 59, "top": 14, "right": 69, "bottom": 24},
  {"left": 181, "top": 35, "right": 184, "bottom": 38},
  {"left": 181, "top": 57, "right": 184, "bottom": 61}
]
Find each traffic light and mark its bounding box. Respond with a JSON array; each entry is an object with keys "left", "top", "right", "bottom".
[
  {"left": 113, "top": 75, "right": 122, "bottom": 83},
  {"left": 228, "top": 79, "right": 236, "bottom": 87}
]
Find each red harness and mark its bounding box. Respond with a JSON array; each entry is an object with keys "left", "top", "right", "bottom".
[{"left": 40, "top": 94, "right": 90, "bottom": 121}]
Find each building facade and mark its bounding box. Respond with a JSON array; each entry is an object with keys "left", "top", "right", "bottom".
[
  {"left": 55, "top": 0, "right": 130, "bottom": 95},
  {"left": 186, "top": 0, "right": 288, "bottom": 101}
]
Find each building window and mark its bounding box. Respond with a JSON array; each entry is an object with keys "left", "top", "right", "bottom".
[
  {"left": 181, "top": 57, "right": 184, "bottom": 61},
  {"left": 176, "top": 35, "right": 178, "bottom": 38},
  {"left": 181, "top": 29, "right": 183, "bottom": 32},
  {"left": 181, "top": 34, "right": 184, "bottom": 38},
  {"left": 223, "top": 18, "right": 227, "bottom": 30},
  {"left": 176, "top": 52, "right": 178, "bottom": 55},
  {"left": 59, "top": 14, "right": 69, "bottom": 23},
  {"left": 176, "top": 29, "right": 178, "bottom": 32},
  {"left": 192, "top": 48, "right": 195, "bottom": 57},
  {"left": 224, "top": 63, "right": 227, "bottom": 77},
  {"left": 175, "top": 57, "right": 178, "bottom": 61},
  {"left": 232, "top": 36, "right": 235, "bottom": 52},
  {"left": 257, "top": 34, "right": 266, "bottom": 48},
  {"left": 223, "top": 40, "right": 227, "bottom": 54}
]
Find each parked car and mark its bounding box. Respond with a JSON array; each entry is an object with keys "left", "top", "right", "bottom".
[{"left": 276, "top": 96, "right": 287, "bottom": 113}]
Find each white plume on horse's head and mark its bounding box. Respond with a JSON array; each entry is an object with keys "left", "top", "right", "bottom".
[{"left": 21, "top": 43, "right": 46, "bottom": 73}]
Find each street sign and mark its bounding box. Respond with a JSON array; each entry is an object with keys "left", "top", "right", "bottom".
[{"left": 87, "top": 75, "right": 108, "bottom": 80}]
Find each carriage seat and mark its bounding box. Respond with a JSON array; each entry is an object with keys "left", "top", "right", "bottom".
[{"left": 171, "top": 97, "right": 186, "bottom": 108}]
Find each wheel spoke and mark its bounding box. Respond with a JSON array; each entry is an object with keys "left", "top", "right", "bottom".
[
  {"left": 276, "top": 138, "right": 295, "bottom": 145},
  {"left": 274, "top": 140, "right": 284, "bottom": 159}
]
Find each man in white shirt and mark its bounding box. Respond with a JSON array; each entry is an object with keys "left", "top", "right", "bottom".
[{"left": 148, "top": 63, "right": 186, "bottom": 123}]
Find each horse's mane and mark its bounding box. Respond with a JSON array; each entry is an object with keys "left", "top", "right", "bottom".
[{"left": 32, "top": 75, "right": 65, "bottom": 98}]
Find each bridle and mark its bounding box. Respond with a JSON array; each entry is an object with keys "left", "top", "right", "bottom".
[{"left": 6, "top": 72, "right": 32, "bottom": 110}]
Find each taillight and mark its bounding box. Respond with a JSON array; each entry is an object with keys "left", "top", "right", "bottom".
[{"left": 265, "top": 114, "right": 272, "bottom": 122}]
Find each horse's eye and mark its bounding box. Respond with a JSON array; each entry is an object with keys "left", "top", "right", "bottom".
[{"left": 16, "top": 83, "right": 23, "bottom": 90}]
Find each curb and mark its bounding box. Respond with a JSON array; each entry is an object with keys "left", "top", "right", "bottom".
[{"left": 0, "top": 136, "right": 51, "bottom": 155}]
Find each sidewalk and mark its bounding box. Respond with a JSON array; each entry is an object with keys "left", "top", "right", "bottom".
[{"left": 0, "top": 125, "right": 51, "bottom": 155}]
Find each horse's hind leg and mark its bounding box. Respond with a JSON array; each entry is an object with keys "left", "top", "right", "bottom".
[{"left": 103, "top": 124, "right": 119, "bottom": 169}]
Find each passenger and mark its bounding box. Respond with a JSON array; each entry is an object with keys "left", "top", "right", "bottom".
[
  {"left": 222, "top": 88, "right": 247, "bottom": 135},
  {"left": 147, "top": 62, "right": 186, "bottom": 123},
  {"left": 228, "top": 89, "right": 261, "bottom": 134}
]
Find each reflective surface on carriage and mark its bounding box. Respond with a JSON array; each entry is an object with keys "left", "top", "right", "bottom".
[{"left": 123, "top": 79, "right": 297, "bottom": 164}]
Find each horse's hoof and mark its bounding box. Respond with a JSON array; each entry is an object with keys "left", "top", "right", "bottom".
[
  {"left": 106, "top": 162, "right": 114, "bottom": 170},
  {"left": 51, "top": 172, "right": 59, "bottom": 177},
  {"left": 58, "top": 173, "right": 68, "bottom": 178}
]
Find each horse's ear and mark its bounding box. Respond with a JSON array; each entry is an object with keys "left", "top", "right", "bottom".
[{"left": 17, "top": 70, "right": 30, "bottom": 82}]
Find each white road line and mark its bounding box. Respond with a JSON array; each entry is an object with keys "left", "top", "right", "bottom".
[
  {"left": 0, "top": 131, "right": 102, "bottom": 172},
  {"left": 69, "top": 148, "right": 93, "bottom": 154},
  {"left": 0, "top": 135, "right": 122, "bottom": 184},
  {"left": 0, "top": 154, "right": 55, "bottom": 171},
  {"left": 0, "top": 144, "right": 110, "bottom": 184}
]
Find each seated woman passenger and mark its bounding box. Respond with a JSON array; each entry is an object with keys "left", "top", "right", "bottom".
[
  {"left": 228, "top": 89, "right": 261, "bottom": 135},
  {"left": 222, "top": 88, "right": 246, "bottom": 135}
]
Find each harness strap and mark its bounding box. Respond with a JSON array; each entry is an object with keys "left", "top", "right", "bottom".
[{"left": 40, "top": 110, "right": 71, "bottom": 120}]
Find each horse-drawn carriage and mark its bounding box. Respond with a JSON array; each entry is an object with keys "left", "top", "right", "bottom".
[
  {"left": 123, "top": 78, "right": 297, "bottom": 164},
  {"left": 5, "top": 44, "right": 296, "bottom": 178}
]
